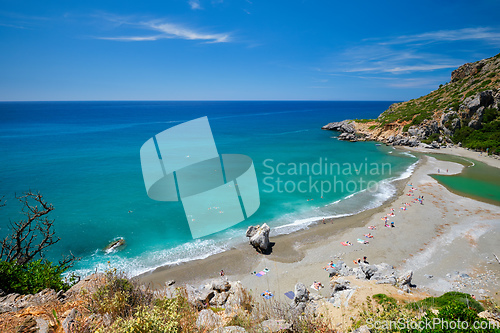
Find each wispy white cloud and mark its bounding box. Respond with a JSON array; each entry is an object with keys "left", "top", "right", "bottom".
[
  {"left": 150, "top": 22, "right": 229, "bottom": 42},
  {"left": 0, "top": 22, "right": 27, "bottom": 29},
  {"left": 324, "top": 72, "right": 447, "bottom": 89},
  {"left": 323, "top": 27, "right": 500, "bottom": 78},
  {"left": 0, "top": 11, "right": 50, "bottom": 29},
  {"left": 330, "top": 45, "right": 462, "bottom": 75},
  {"left": 387, "top": 77, "right": 448, "bottom": 88},
  {"left": 382, "top": 27, "right": 500, "bottom": 46},
  {"left": 345, "top": 63, "right": 461, "bottom": 74},
  {"left": 96, "top": 16, "right": 231, "bottom": 43},
  {"left": 188, "top": 0, "right": 202, "bottom": 10}
]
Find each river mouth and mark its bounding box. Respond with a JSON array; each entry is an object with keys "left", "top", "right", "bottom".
[{"left": 424, "top": 153, "right": 500, "bottom": 206}]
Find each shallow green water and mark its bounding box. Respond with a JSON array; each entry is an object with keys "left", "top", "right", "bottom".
[{"left": 427, "top": 154, "right": 500, "bottom": 206}]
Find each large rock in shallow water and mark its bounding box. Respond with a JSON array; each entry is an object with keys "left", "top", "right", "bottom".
[{"left": 246, "top": 223, "right": 270, "bottom": 253}]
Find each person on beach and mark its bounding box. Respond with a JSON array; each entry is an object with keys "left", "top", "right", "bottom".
[
  {"left": 313, "top": 281, "right": 324, "bottom": 290},
  {"left": 363, "top": 256, "right": 369, "bottom": 263},
  {"left": 220, "top": 270, "right": 225, "bottom": 276},
  {"left": 323, "top": 261, "right": 335, "bottom": 270},
  {"left": 391, "top": 222, "right": 395, "bottom": 227}
]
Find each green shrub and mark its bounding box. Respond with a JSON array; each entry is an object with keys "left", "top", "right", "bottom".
[
  {"left": 465, "top": 90, "right": 476, "bottom": 98},
  {"left": 422, "top": 133, "right": 440, "bottom": 144},
  {"left": 373, "top": 293, "right": 397, "bottom": 306},
  {"left": 0, "top": 259, "right": 73, "bottom": 294},
  {"left": 97, "top": 300, "right": 181, "bottom": 333},
  {"left": 408, "top": 292, "right": 484, "bottom": 313},
  {"left": 90, "top": 270, "right": 150, "bottom": 319},
  {"left": 450, "top": 100, "right": 461, "bottom": 111},
  {"left": 484, "top": 108, "right": 500, "bottom": 123},
  {"left": 452, "top": 126, "right": 474, "bottom": 144},
  {"left": 355, "top": 118, "right": 375, "bottom": 123},
  {"left": 424, "top": 301, "right": 495, "bottom": 333}
]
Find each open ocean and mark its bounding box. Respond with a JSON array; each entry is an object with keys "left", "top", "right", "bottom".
[{"left": 0, "top": 101, "right": 418, "bottom": 277}]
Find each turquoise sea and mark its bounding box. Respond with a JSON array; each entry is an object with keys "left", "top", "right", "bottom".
[{"left": 0, "top": 101, "right": 418, "bottom": 277}]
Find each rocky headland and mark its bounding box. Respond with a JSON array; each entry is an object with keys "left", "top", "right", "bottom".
[{"left": 322, "top": 53, "right": 500, "bottom": 152}]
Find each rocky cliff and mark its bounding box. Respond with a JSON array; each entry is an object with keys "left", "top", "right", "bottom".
[{"left": 323, "top": 52, "right": 500, "bottom": 152}]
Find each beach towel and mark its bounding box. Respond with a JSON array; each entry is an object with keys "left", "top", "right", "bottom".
[
  {"left": 341, "top": 241, "right": 351, "bottom": 246},
  {"left": 255, "top": 270, "right": 266, "bottom": 277},
  {"left": 284, "top": 291, "right": 295, "bottom": 300},
  {"left": 261, "top": 290, "right": 274, "bottom": 299},
  {"left": 311, "top": 284, "right": 321, "bottom": 291},
  {"left": 357, "top": 238, "right": 368, "bottom": 244}
]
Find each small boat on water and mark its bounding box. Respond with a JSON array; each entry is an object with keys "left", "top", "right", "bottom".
[{"left": 375, "top": 143, "right": 382, "bottom": 146}]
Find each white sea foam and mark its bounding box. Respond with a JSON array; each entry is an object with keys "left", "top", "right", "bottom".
[
  {"left": 264, "top": 129, "right": 311, "bottom": 136},
  {"left": 271, "top": 213, "right": 353, "bottom": 235},
  {"left": 399, "top": 151, "right": 417, "bottom": 158},
  {"left": 69, "top": 238, "right": 230, "bottom": 278}
]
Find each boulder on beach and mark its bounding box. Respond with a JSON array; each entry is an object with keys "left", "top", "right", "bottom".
[
  {"left": 246, "top": 223, "right": 270, "bottom": 253},
  {"left": 293, "top": 282, "right": 309, "bottom": 304}
]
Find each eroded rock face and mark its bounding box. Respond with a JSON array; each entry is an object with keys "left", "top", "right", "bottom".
[
  {"left": 451, "top": 60, "right": 486, "bottom": 82},
  {"left": 322, "top": 120, "right": 356, "bottom": 133},
  {"left": 293, "top": 283, "right": 309, "bottom": 304},
  {"left": 0, "top": 288, "right": 63, "bottom": 314},
  {"left": 397, "top": 271, "right": 413, "bottom": 286},
  {"left": 211, "top": 326, "right": 247, "bottom": 333},
  {"left": 196, "top": 309, "right": 223, "bottom": 331},
  {"left": 260, "top": 319, "right": 292, "bottom": 333}
]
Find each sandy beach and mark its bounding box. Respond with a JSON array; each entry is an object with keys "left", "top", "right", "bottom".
[{"left": 137, "top": 146, "right": 500, "bottom": 303}]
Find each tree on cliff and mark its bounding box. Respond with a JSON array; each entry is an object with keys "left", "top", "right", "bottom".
[{"left": 0, "top": 191, "right": 78, "bottom": 294}]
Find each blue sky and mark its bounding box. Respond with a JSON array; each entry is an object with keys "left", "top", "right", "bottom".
[{"left": 1, "top": 0, "right": 500, "bottom": 101}]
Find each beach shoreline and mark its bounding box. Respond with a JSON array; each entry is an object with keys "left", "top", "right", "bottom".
[{"left": 137, "top": 145, "right": 500, "bottom": 303}]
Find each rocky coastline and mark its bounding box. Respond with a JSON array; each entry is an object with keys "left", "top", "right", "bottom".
[{"left": 322, "top": 89, "right": 499, "bottom": 149}]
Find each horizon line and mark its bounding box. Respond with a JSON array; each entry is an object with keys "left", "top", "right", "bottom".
[{"left": 0, "top": 99, "right": 403, "bottom": 103}]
